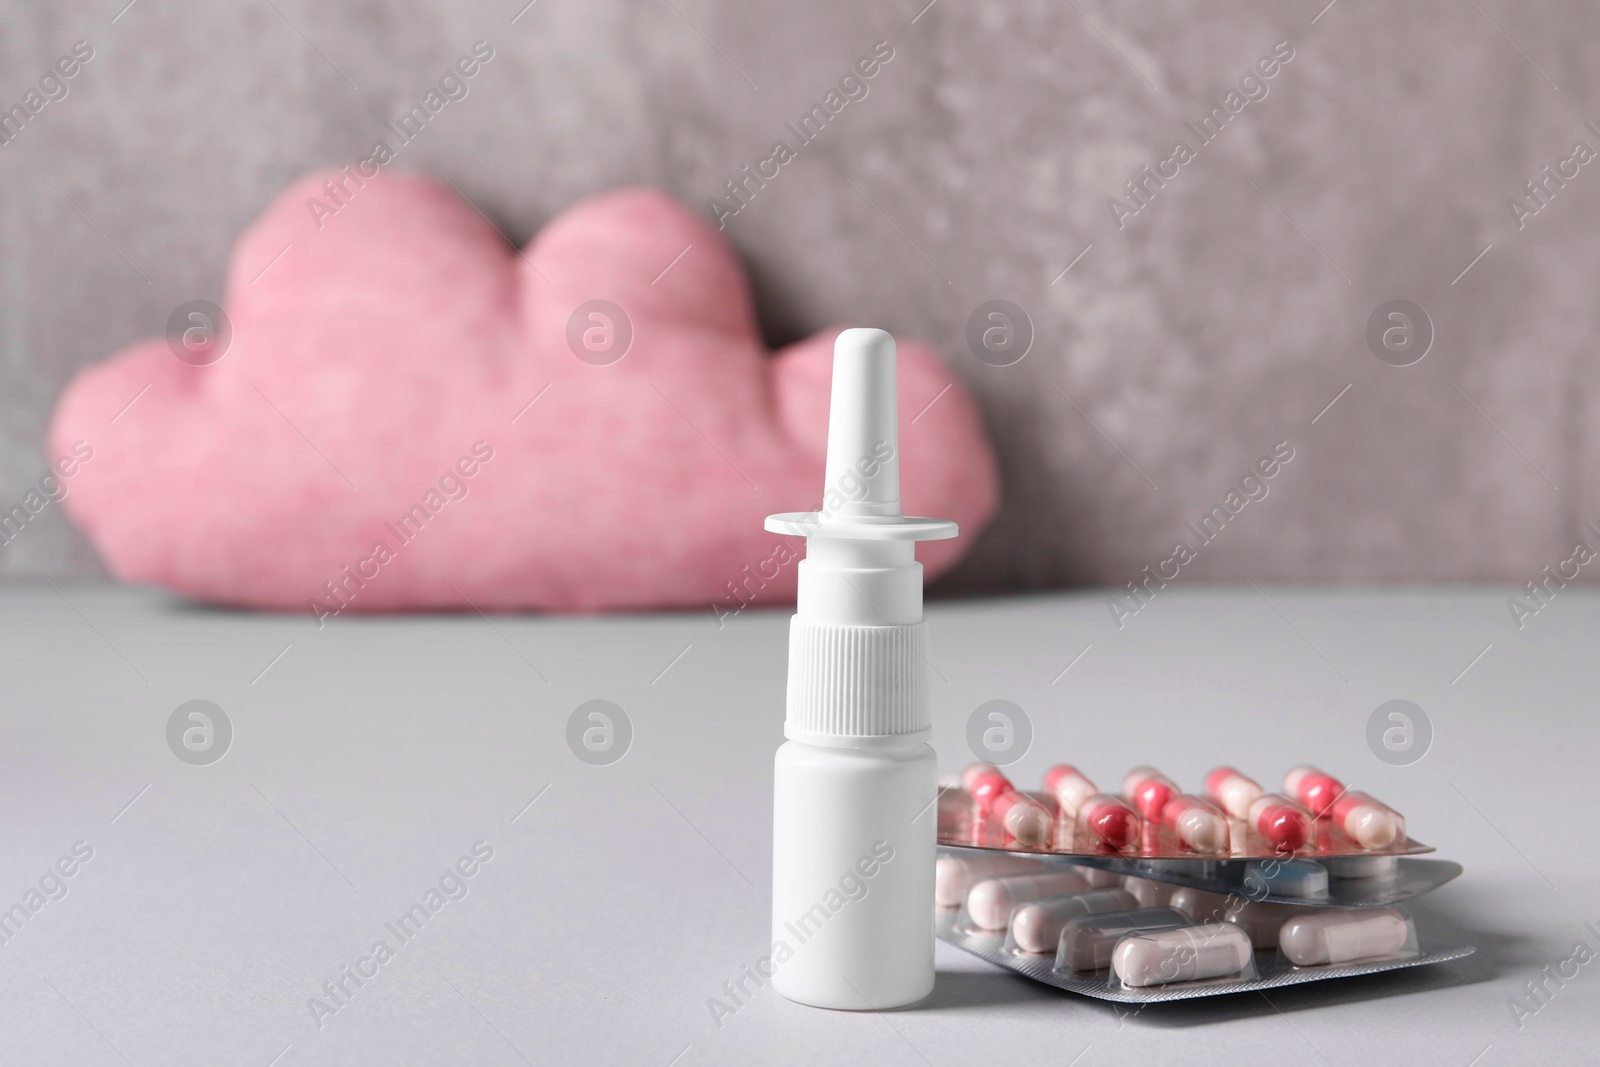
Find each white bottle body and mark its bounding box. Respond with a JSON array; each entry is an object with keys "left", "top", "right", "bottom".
[
  {"left": 770, "top": 738, "right": 936, "bottom": 1010},
  {"left": 764, "top": 328, "right": 953, "bottom": 1012}
]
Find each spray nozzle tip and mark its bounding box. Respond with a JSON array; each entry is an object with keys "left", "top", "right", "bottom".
[
  {"left": 765, "top": 327, "right": 957, "bottom": 542},
  {"left": 835, "top": 327, "right": 896, "bottom": 359},
  {"left": 823, "top": 329, "right": 901, "bottom": 524}
]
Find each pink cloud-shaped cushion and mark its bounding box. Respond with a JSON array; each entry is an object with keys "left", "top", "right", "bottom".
[{"left": 49, "top": 171, "right": 997, "bottom": 615}]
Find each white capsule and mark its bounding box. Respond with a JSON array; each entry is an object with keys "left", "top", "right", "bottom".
[
  {"left": 1121, "top": 874, "right": 1176, "bottom": 909},
  {"left": 1331, "top": 792, "right": 1404, "bottom": 850},
  {"left": 966, "top": 871, "right": 1089, "bottom": 930},
  {"left": 1077, "top": 865, "right": 1123, "bottom": 889},
  {"left": 1164, "top": 795, "right": 1230, "bottom": 854},
  {"left": 1167, "top": 886, "right": 1234, "bottom": 924},
  {"left": 1279, "top": 907, "right": 1411, "bottom": 966},
  {"left": 935, "top": 853, "right": 1044, "bottom": 908},
  {"left": 1205, "top": 766, "right": 1265, "bottom": 820},
  {"left": 1056, "top": 908, "right": 1188, "bottom": 972},
  {"left": 1043, "top": 765, "right": 1099, "bottom": 818},
  {"left": 1224, "top": 900, "right": 1308, "bottom": 948},
  {"left": 993, "top": 790, "right": 1052, "bottom": 846},
  {"left": 1113, "top": 923, "right": 1254, "bottom": 987},
  {"left": 1008, "top": 889, "right": 1139, "bottom": 953}
]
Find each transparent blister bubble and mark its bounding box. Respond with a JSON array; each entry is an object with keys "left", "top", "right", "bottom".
[
  {"left": 1109, "top": 922, "right": 1259, "bottom": 991},
  {"left": 1246, "top": 794, "right": 1316, "bottom": 855},
  {"left": 954, "top": 870, "right": 1091, "bottom": 938},
  {"left": 1328, "top": 792, "right": 1407, "bottom": 852},
  {"left": 1225, "top": 899, "right": 1316, "bottom": 948},
  {"left": 1121, "top": 872, "right": 1178, "bottom": 909},
  {"left": 1277, "top": 906, "right": 1419, "bottom": 967},
  {"left": 999, "top": 888, "right": 1141, "bottom": 956},
  {"left": 1055, "top": 908, "right": 1189, "bottom": 973},
  {"left": 1162, "top": 794, "right": 1232, "bottom": 855},
  {"left": 1079, "top": 864, "right": 1123, "bottom": 889},
  {"left": 934, "top": 851, "right": 1049, "bottom": 909}
]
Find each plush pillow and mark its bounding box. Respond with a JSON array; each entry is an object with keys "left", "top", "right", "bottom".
[{"left": 49, "top": 171, "right": 997, "bottom": 618}]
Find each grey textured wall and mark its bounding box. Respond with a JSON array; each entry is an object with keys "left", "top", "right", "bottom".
[{"left": 2, "top": 0, "right": 1596, "bottom": 595}]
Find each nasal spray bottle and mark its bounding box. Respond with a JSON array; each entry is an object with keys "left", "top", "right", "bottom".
[{"left": 766, "top": 328, "right": 958, "bottom": 1009}]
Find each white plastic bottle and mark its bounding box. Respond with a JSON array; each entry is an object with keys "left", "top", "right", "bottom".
[{"left": 766, "top": 328, "right": 958, "bottom": 1010}]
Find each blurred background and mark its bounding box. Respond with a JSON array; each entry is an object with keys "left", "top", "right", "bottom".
[{"left": 2, "top": 0, "right": 1596, "bottom": 594}]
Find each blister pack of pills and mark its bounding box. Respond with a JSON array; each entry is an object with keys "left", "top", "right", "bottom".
[
  {"left": 940, "top": 763, "right": 1428, "bottom": 860},
  {"left": 933, "top": 763, "right": 1475, "bottom": 1001}
]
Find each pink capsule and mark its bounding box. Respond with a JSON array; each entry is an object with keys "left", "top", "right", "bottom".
[
  {"left": 1249, "top": 794, "right": 1313, "bottom": 853},
  {"left": 962, "top": 763, "right": 1012, "bottom": 817},
  {"left": 961, "top": 762, "right": 999, "bottom": 791},
  {"left": 992, "top": 790, "right": 1052, "bottom": 846},
  {"left": 1330, "top": 792, "right": 1404, "bottom": 850},
  {"left": 1205, "top": 766, "right": 1264, "bottom": 820},
  {"left": 1078, "top": 793, "right": 1141, "bottom": 851},
  {"left": 1284, "top": 765, "right": 1345, "bottom": 816},
  {"left": 1162, "top": 794, "right": 1230, "bottom": 854},
  {"left": 1043, "top": 764, "right": 1098, "bottom": 819},
  {"left": 1123, "top": 766, "right": 1179, "bottom": 821}
]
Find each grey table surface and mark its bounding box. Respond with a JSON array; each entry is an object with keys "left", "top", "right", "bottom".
[{"left": 0, "top": 583, "right": 1594, "bottom": 1065}]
